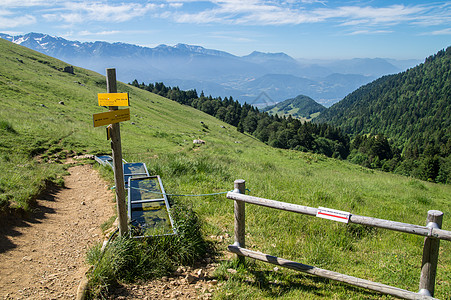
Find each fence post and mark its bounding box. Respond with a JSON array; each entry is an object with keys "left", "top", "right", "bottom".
[
  {"left": 233, "top": 179, "right": 246, "bottom": 264},
  {"left": 418, "top": 210, "right": 443, "bottom": 297}
]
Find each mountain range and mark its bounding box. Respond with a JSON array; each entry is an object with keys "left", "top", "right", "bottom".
[{"left": 0, "top": 32, "right": 420, "bottom": 107}]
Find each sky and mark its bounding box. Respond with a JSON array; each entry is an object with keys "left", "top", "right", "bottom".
[{"left": 0, "top": 0, "right": 450, "bottom": 60}]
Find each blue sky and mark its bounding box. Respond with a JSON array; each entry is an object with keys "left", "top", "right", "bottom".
[{"left": 0, "top": 0, "right": 450, "bottom": 59}]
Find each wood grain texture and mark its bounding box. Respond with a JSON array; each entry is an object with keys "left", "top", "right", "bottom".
[{"left": 228, "top": 245, "right": 436, "bottom": 300}]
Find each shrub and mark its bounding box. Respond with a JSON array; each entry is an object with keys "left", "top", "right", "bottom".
[{"left": 86, "top": 202, "right": 209, "bottom": 298}]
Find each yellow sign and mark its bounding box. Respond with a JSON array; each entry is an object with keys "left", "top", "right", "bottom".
[
  {"left": 98, "top": 93, "right": 129, "bottom": 106},
  {"left": 93, "top": 108, "right": 130, "bottom": 127}
]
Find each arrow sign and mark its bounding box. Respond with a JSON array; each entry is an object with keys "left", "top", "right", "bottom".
[
  {"left": 316, "top": 207, "right": 350, "bottom": 223},
  {"left": 98, "top": 93, "right": 129, "bottom": 106},
  {"left": 93, "top": 108, "right": 130, "bottom": 127}
]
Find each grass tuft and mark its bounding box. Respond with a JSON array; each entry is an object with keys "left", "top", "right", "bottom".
[
  {"left": 86, "top": 202, "right": 210, "bottom": 298},
  {"left": 0, "top": 120, "right": 17, "bottom": 134}
]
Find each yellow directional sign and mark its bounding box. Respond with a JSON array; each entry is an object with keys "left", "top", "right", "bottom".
[
  {"left": 93, "top": 108, "right": 130, "bottom": 127},
  {"left": 98, "top": 93, "right": 129, "bottom": 106}
]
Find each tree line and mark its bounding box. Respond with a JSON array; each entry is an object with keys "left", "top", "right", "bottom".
[{"left": 130, "top": 80, "right": 350, "bottom": 159}]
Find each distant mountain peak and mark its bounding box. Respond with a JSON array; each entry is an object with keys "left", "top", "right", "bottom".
[
  {"left": 243, "top": 50, "right": 296, "bottom": 62},
  {"left": 174, "top": 43, "right": 235, "bottom": 57}
]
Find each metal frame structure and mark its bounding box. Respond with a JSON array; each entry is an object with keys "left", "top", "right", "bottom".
[
  {"left": 95, "top": 156, "right": 176, "bottom": 238},
  {"left": 123, "top": 162, "right": 149, "bottom": 188},
  {"left": 127, "top": 175, "right": 176, "bottom": 238}
]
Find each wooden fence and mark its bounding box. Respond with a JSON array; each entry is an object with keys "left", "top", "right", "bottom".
[{"left": 227, "top": 179, "right": 451, "bottom": 300}]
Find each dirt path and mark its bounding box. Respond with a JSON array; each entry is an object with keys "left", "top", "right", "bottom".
[{"left": 0, "top": 164, "right": 114, "bottom": 299}]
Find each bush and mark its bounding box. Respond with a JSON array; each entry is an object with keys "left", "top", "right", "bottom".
[{"left": 86, "top": 202, "right": 209, "bottom": 298}]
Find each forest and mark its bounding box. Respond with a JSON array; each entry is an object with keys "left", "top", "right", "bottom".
[{"left": 317, "top": 47, "right": 451, "bottom": 184}]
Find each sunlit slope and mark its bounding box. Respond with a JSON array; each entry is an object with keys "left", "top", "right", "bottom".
[
  {"left": 1, "top": 38, "right": 450, "bottom": 299},
  {"left": 0, "top": 37, "right": 232, "bottom": 154}
]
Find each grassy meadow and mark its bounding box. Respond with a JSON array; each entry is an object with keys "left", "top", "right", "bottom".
[{"left": 0, "top": 38, "right": 450, "bottom": 299}]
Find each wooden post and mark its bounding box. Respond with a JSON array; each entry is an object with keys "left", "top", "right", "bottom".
[
  {"left": 106, "top": 68, "right": 128, "bottom": 236},
  {"left": 233, "top": 179, "right": 246, "bottom": 264},
  {"left": 419, "top": 210, "right": 443, "bottom": 297}
]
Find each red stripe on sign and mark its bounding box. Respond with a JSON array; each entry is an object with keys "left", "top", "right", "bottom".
[{"left": 317, "top": 212, "right": 348, "bottom": 220}]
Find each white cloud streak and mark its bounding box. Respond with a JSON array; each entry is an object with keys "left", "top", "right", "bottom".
[
  {"left": 0, "top": 15, "right": 36, "bottom": 28},
  {"left": 52, "top": 2, "right": 162, "bottom": 23},
  {"left": 429, "top": 28, "right": 451, "bottom": 35},
  {"left": 347, "top": 29, "right": 393, "bottom": 36},
  {"left": 0, "top": 0, "right": 54, "bottom": 8},
  {"left": 78, "top": 30, "right": 121, "bottom": 36},
  {"left": 165, "top": 0, "right": 451, "bottom": 29},
  {"left": 1, "top": 1, "right": 164, "bottom": 28},
  {"left": 0, "top": 0, "right": 449, "bottom": 32}
]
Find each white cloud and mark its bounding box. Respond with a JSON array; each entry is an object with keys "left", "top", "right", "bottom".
[
  {"left": 429, "top": 28, "right": 451, "bottom": 35},
  {"left": 0, "top": 1, "right": 167, "bottom": 29},
  {"left": 1, "top": 0, "right": 449, "bottom": 33},
  {"left": 40, "top": 2, "right": 166, "bottom": 25},
  {"left": 169, "top": 3, "right": 184, "bottom": 8},
  {"left": 316, "top": 5, "right": 425, "bottom": 25},
  {"left": 163, "top": 1, "right": 451, "bottom": 29},
  {"left": 0, "top": 15, "right": 36, "bottom": 28},
  {"left": 347, "top": 29, "right": 393, "bottom": 36},
  {"left": 78, "top": 30, "right": 121, "bottom": 36},
  {"left": 0, "top": 9, "right": 13, "bottom": 17},
  {"left": 0, "top": 0, "right": 53, "bottom": 8},
  {"left": 57, "top": 2, "right": 161, "bottom": 23},
  {"left": 170, "top": 0, "right": 319, "bottom": 25}
]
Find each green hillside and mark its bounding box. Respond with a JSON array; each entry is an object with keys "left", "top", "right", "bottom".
[
  {"left": 263, "top": 94, "right": 325, "bottom": 121},
  {"left": 315, "top": 47, "right": 450, "bottom": 182},
  {"left": 316, "top": 47, "right": 450, "bottom": 148},
  {"left": 1, "top": 38, "right": 451, "bottom": 299}
]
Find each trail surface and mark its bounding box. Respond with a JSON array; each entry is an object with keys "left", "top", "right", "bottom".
[{"left": 0, "top": 164, "right": 114, "bottom": 299}]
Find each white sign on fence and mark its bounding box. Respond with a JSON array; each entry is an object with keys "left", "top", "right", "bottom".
[{"left": 316, "top": 207, "right": 350, "bottom": 223}]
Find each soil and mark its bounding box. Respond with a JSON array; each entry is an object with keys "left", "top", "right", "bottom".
[
  {"left": 107, "top": 263, "right": 224, "bottom": 300},
  {"left": 0, "top": 162, "right": 224, "bottom": 300},
  {"left": 0, "top": 163, "right": 114, "bottom": 299}
]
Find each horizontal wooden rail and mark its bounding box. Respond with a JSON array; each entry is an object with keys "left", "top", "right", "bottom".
[
  {"left": 228, "top": 245, "right": 436, "bottom": 300},
  {"left": 226, "top": 192, "right": 451, "bottom": 241}
]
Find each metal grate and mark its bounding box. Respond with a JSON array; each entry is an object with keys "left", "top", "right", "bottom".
[
  {"left": 127, "top": 176, "right": 176, "bottom": 238},
  {"left": 95, "top": 156, "right": 176, "bottom": 238}
]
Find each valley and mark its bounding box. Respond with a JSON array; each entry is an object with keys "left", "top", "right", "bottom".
[{"left": 0, "top": 33, "right": 420, "bottom": 107}]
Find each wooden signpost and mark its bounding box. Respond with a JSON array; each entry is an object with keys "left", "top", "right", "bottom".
[{"left": 93, "top": 68, "right": 129, "bottom": 236}]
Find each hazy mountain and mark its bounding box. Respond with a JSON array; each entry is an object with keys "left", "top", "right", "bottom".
[
  {"left": 0, "top": 32, "right": 419, "bottom": 107},
  {"left": 320, "top": 58, "right": 400, "bottom": 77},
  {"left": 234, "top": 73, "right": 373, "bottom": 107}
]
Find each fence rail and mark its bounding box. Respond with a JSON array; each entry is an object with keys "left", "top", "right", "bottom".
[
  {"left": 226, "top": 192, "right": 451, "bottom": 241},
  {"left": 227, "top": 179, "right": 450, "bottom": 299}
]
